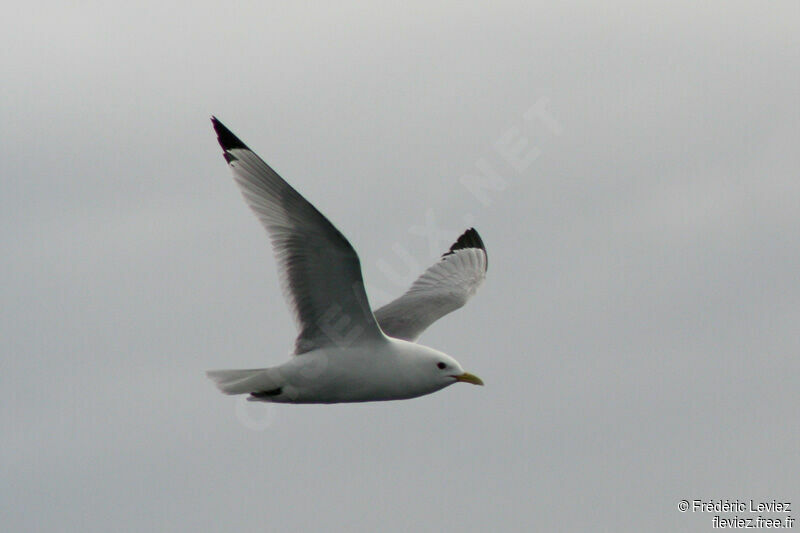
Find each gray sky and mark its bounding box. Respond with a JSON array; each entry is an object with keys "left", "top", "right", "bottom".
[{"left": 2, "top": 2, "right": 799, "bottom": 531}]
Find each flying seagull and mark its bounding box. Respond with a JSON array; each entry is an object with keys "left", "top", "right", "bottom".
[{"left": 207, "top": 117, "right": 487, "bottom": 403}]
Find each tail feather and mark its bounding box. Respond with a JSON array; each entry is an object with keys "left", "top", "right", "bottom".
[{"left": 206, "top": 368, "right": 281, "bottom": 395}]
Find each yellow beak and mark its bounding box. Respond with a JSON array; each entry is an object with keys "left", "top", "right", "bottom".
[{"left": 454, "top": 372, "right": 484, "bottom": 386}]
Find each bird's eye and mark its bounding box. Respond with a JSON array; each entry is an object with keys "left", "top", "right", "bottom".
[{"left": 437, "top": 362, "right": 447, "bottom": 370}]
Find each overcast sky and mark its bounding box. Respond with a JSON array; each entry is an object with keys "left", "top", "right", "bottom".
[{"left": 2, "top": 2, "right": 799, "bottom": 532}]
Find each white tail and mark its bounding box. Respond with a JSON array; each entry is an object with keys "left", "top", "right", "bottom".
[{"left": 206, "top": 368, "right": 281, "bottom": 395}]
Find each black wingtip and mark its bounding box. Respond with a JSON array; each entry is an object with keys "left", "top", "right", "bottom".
[
  {"left": 447, "top": 228, "right": 485, "bottom": 253},
  {"left": 210, "top": 116, "right": 249, "bottom": 162},
  {"left": 443, "top": 228, "right": 488, "bottom": 269}
]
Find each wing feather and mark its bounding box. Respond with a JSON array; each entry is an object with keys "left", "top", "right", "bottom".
[
  {"left": 211, "top": 117, "right": 384, "bottom": 354},
  {"left": 374, "top": 228, "right": 487, "bottom": 341}
]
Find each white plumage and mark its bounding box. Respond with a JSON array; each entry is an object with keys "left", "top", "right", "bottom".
[{"left": 207, "top": 118, "right": 487, "bottom": 403}]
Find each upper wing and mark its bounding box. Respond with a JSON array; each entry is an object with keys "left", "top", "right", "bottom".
[
  {"left": 373, "top": 228, "right": 488, "bottom": 341},
  {"left": 211, "top": 117, "right": 385, "bottom": 354}
]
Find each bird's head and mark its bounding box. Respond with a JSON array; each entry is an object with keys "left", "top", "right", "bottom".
[{"left": 417, "top": 351, "right": 484, "bottom": 389}]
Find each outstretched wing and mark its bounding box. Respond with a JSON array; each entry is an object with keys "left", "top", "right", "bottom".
[
  {"left": 211, "top": 117, "right": 385, "bottom": 354},
  {"left": 373, "top": 228, "right": 488, "bottom": 341}
]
